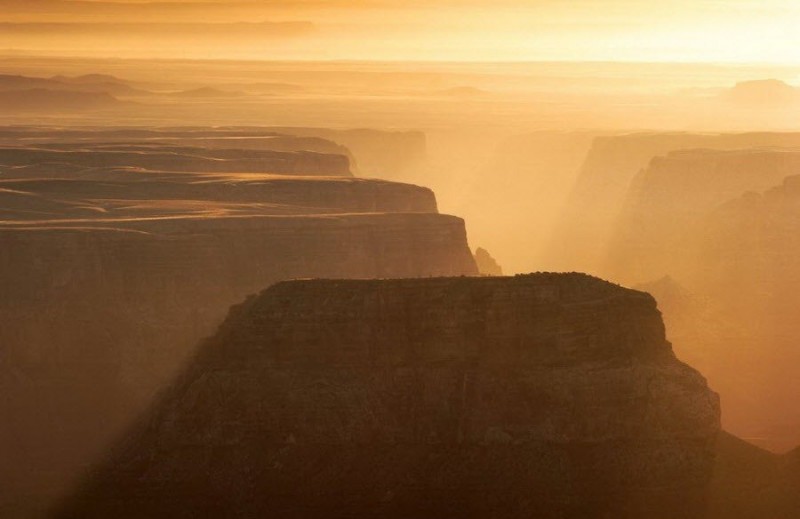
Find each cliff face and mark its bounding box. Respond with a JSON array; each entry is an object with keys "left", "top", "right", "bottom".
[
  {"left": 57, "top": 274, "right": 720, "bottom": 519},
  {"left": 612, "top": 160, "right": 800, "bottom": 452},
  {"left": 689, "top": 175, "right": 800, "bottom": 451},
  {"left": 548, "top": 132, "right": 800, "bottom": 274},
  {"left": 0, "top": 127, "right": 475, "bottom": 515},
  {"left": 607, "top": 149, "right": 800, "bottom": 284}
]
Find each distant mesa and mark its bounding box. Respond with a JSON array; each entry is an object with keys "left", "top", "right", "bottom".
[
  {"left": 243, "top": 82, "right": 305, "bottom": 95},
  {"left": 0, "top": 72, "right": 150, "bottom": 97},
  {"left": 722, "top": 79, "right": 800, "bottom": 106},
  {"left": 474, "top": 246, "right": 503, "bottom": 275},
  {"left": 434, "top": 86, "right": 489, "bottom": 97},
  {"left": 167, "top": 87, "right": 247, "bottom": 98},
  {"left": 0, "top": 88, "right": 124, "bottom": 112}
]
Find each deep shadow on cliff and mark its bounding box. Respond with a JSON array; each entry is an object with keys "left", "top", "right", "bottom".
[{"left": 54, "top": 273, "right": 721, "bottom": 519}]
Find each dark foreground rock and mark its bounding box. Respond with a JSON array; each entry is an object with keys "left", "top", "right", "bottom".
[{"left": 56, "top": 273, "right": 720, "bottom": 519}]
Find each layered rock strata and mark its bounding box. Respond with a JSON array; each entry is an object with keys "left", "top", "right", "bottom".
[{"left": 0, "top": 127, "right": 473, "bottom": 516}]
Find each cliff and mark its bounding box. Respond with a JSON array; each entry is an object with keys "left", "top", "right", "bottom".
[
  {"left": 56, "top": 274, "right": 720, "bottom": 519},
  {"left": 547, "top": 132, "right": 800, "bottom": 274},
  {"left": 689, "top": 175, "right": 800, "bottom": 451},
  {"left": 607, "top": 149, "right": 800, "bottom": 284},
  {"left": 618, "top": 169, "right": 800, "bottom": 452}
]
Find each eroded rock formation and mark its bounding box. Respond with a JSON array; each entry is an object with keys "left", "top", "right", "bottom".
[{"left": 56, "top": 274, "right": 720, "bottom": 519}]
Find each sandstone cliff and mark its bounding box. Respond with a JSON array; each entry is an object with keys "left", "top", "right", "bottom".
[{"left": 56, "top": 274, "right": 720, "bottom": 519}]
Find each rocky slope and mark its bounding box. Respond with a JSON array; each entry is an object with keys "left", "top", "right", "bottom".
[{"left": 56, "top": 274, "right": 720, "bottom": 519}]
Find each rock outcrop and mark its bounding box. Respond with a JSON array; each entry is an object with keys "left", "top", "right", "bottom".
[{"left": 56, "top": 274, "right": 721, "bottom": 519}]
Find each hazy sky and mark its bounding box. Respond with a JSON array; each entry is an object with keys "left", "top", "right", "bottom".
[{"left": 1, "top": 0, "right": 798, "bottom": 62}]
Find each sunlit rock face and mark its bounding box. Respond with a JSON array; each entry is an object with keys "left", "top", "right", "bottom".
[
  {"left": 56, "top": 274, "right": 720, "bottom": 519},
  {"left": 548, "top": 132, "right": 800, "bottom": 275},
  {"left": 0, "top": 128, "right": 476, "bottom": 516}
]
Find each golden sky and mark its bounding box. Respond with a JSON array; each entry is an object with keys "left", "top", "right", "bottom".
[{"left": 0, "top": 0, "right": 798, "bottom": 62}]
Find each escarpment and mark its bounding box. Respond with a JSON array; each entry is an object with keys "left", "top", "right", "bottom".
[
  {"left": 548, "top": 132, "right": 800, "bottom": 274},
  {"left": 607, "top": 148, "right": 800, "bottom": 284},
  {"left": 0, "top": 127, "right": 475, "bottom": 516},
  {"left": 605, "top": 150, "right": 800, "bottom": 452},
  {"left": 56, "top": 274, "right": 721, "bottom": 519}
]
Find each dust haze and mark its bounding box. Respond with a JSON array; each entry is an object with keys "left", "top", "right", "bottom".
[{"left": 1, "top": 1, "right": 800, "bottom": 518}]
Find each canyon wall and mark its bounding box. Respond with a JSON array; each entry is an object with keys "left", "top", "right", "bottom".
[
  {"left": 548, "top": 132, "right": 800, "bottom": 274},
  {"left": 607, "top": 149, "right": 800, "bottom": 284},
  {"left": 0, "top": 128, "right": 475, "bottom": 517}
]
